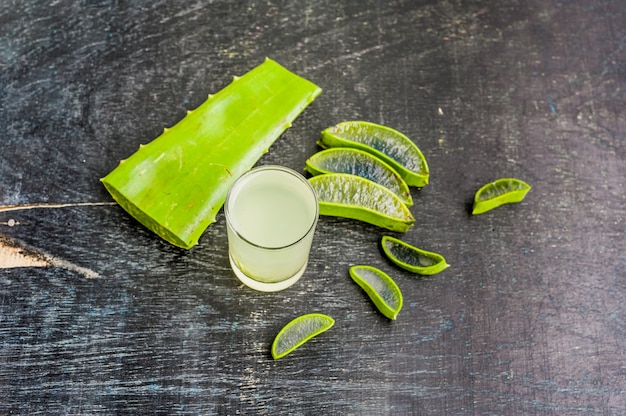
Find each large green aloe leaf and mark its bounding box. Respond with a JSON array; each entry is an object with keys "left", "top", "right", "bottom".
[{"left": 101, "top": 58, "right": 322, "bottom": 249}]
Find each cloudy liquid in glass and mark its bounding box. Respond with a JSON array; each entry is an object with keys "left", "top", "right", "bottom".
[{"left": 226, "top": 167, "right": 318, "bottom": 290}]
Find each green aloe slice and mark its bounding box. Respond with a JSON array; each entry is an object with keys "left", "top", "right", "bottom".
[
  {"left": 349, "top": 265, "right": 403, "bottom": 320},
  {"left": 304, "top": 148, "right": 413, "bottom": 206},
  {"left": 472, "top": 178, "right": 531, "bottom": 215},
  {"left": 381, "top": 236, "right": 450, "bottom": 275},
  {"left": 308, "top": 173, "right": 415, "bottom": 232},
  {"left": 318, "top": 121, "right": 429, "bottom": 187},
  {"left": 271, "top": 313, "right": 335, "bottom": 360},
  {"left": 101, "top": 58, "right": 321, "bottom": 249}
]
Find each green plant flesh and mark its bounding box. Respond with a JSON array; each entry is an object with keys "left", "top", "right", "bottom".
[
  {"left": 304, "top": 148, "right": 413, "bottom": 206},
  {"left": 318, "top": 121, "right": 429, "bottom": 187},
  {"left": 308, "top": 173, "right": 415, "bottom": 232},
  {"left": 271, "top": 313, "right": 335, "bottom": 359},
  {"left": 381, "top": 236, "right": 450, "bottom": 275},
  {"left": 472, "top": 178, "right": 531, "bottom": 215},
  {"left": 101, "top": 58, "right": 322, "bottom": 249},
  {"left": 349, "top": 265, "right": 403, "bottom": 320}
]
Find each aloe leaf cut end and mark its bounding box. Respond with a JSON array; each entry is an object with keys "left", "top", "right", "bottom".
[{"left": 101, "top": 58, "right": 322, "bottom": 249}]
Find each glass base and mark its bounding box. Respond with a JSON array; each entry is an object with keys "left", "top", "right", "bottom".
[{"left": 229, "top": 254, "right": 307, "bottom": 292}]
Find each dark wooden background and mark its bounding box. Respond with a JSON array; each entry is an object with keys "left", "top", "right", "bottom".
[{"left": 1, "top": 1, "right": 624, "bottom": 414}]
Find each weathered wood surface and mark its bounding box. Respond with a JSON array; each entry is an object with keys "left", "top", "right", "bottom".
[{"left": 1, "top": 1, "right": 624, "bottom": 414}]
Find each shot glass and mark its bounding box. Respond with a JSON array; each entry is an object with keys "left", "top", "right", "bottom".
[{"left": 224, "top": 165, "right": 319, "bottom": 292}]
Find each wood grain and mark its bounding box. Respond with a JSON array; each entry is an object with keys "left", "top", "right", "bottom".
[{"left": 1, "top": 0, "right": 624, "bottom": 414}]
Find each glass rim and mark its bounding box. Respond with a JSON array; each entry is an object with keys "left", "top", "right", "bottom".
[{"left": 224, "top": 165, "right": 319, "bottom": 250}]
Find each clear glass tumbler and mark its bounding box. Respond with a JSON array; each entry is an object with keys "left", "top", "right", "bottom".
[{"left": 224, "top": 165, "right": 319, "bottom": 291}]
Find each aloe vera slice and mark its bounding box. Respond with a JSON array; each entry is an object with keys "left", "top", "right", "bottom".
[
  {"left": 271, "top": 313, "right": 335, "bottom": 360},
  {"left": 308, "top": 173, "right": 415, "bottom": 232},
  {"left": 381, "top": 236, "right": 450, "bottom": 275},
  {"left": 472, "top": 178, "right": 531, "bottom": 215},
  {"left": 350, "top": 265, "right": 403, "bottom": 320},
  {"left": 318, "top": 121, "right": 429, "bottom": 187},
  {"left": 304, "top": 148, "right": 413, "bottom": 206},
  {"left": 101, "top": 58, "right": 322, "bottom": 249}
]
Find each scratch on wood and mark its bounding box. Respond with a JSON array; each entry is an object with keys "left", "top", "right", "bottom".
[
  {"left": 0, "top": 235, "right": 99, "bottom": 278},
  {"left": 46, "top": 256, "right": 100, "bottom": 279},
  {"left": 0, "top": 201, "right": 116, "bottom": 213},
  {"left": 305, "top": 44, "right": 387, "bottom": 72}
]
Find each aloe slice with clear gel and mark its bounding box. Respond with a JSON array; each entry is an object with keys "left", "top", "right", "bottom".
[
  {"left": 305, "top": 148, "right": 413, "bottom": 206},
  {"left": 381, "top": 236, "right": 450, "bottom": 275},
  {"left": 472, "top": 178, "right": 531, "bottom": 215},
  {"left": 271, "top": 313, "right": 335, "bottom": 360},
  {"left": 318, "top": 121, "right": 429, "bottom": 187},
  {"left": 350, "top": 265, "right": 403, "bottom": 320},
  {"left": 308, "top": 173, "right": 415, "bottom": 232}
]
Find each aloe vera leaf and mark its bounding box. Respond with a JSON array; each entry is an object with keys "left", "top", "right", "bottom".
[{"left": 101, "top": 58, "right": 322, "bottom": 249}]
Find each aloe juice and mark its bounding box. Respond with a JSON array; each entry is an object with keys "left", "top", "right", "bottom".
[{"left": 225, "top": 166, "right": 318, "bottom": 291}]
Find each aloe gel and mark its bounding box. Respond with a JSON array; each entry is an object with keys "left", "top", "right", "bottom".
[{"left": 101, "top": 58, "right": 322, "bottom": 249}]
